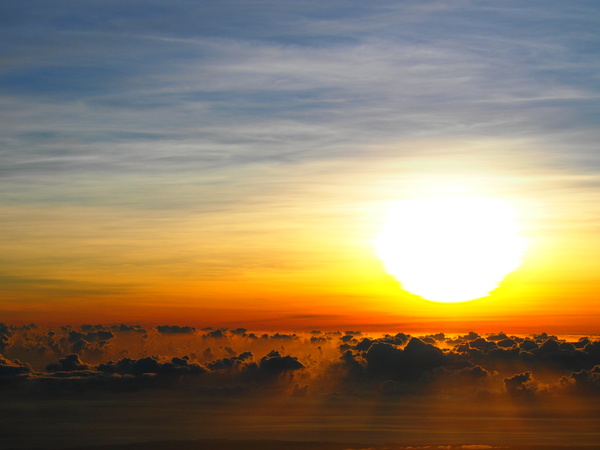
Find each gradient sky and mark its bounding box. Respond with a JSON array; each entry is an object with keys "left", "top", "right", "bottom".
[{"left": 2, "top": 1, "right": 600, "bottom": 331}]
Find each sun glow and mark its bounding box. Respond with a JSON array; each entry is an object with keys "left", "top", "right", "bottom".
[{"left": 374, "top": 196, "right": 527, "bottom": 303}]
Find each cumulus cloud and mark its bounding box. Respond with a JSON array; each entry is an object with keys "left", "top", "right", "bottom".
[
  {"left": 157, "top": 325, "right": 196, "bottom": 334},
  {"left": 110, "top": 324, "right": 146, "bottom": 333},
  {"left": 560, "top": 365, "right": 600, "bottom": 394},
  {"left": 204, "top": 328, "right": 227, "bottom": 338},
  {"left": 259, "top": 350, "right": 304, "bottom": 375},
  {"left": 69, "top": 329, "right": 115, "bottom": 342},
  {"left": 504, "top": 371, "right": 536, "bottom": 396},
  {"left": 0, "top": 323, "right": 13, "bottom": 351},
  {"left": 206, "top": 352, "right": 253, "bottom": 371},
  {"left": 97, "top": 355, "right": 205, "bottom": 377},
  {"left": 47, "top": 354, "right": 89, "bottom": 372},
  {"left": 0, "top": 355, "right": 31, "bottom": 381},
  {"left": 349, "top": 337, "right": 448, "bottom": 383}
]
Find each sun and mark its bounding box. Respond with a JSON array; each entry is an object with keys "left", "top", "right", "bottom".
[{"left": 374, "top": 196, "right": 527, "bottom": 303}]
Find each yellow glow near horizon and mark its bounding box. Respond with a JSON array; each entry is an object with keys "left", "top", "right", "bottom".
[{"left": 374, "top": 196, "right": 527, "bottom": 303}]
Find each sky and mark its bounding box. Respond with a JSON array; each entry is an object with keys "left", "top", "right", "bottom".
[{"left": 2, "top": 1, "right": 600, "bottom": 332}]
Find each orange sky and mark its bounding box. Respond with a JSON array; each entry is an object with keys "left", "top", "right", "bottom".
[{"left": 4, "top": 146, "right": 600, "bottom": 333}]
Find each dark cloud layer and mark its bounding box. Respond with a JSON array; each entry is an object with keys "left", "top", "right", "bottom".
[
  {"left": 1, "top": 324, "right": 600, "bottom": 448},
  {"left": 1, "top": 323, "right": 599, "bottom": 399}
]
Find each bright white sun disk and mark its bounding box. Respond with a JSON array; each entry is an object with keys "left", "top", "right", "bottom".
[{"left": 374, "top": 197, "right": 526, "bottom": 303}]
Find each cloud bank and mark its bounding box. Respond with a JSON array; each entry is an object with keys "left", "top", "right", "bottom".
[
  {"left": 3, "top": 324, "right": 600, "bottom": 396},
  {"left": 1, "top": 323, "right": 600, "bottom": 448}
]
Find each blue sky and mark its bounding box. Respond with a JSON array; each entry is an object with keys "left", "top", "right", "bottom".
[
  {"left": 3, "top": 1, "right": 599, "bottom": 182},
  {"left": 2, "top": 1, "right": 600, "bottom": 322},
  {"left": 2, "top": 2, "right": 598, "bottom": 207}
]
